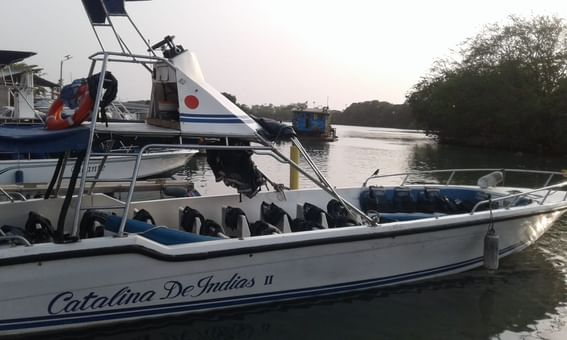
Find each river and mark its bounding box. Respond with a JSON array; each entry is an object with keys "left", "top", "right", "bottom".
[{"left": 48, "top": 125, "right": 567, "bottom": 340}]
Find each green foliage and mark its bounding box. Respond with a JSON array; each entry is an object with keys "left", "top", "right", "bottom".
[
  {"left": 244, "top": 102, "right": 308, "bottom": 121},
  {"left": 221, "top": 92, "right": 308, "bottom": 121},
  {"left": 333, "top": 100, "right": 416, "bottom": 128},
  {"left": 407, "top": 15, "right": 567, "bottom": 154},
  {"left": 221, "top": 92, "right": 237, "bottom": 104}
]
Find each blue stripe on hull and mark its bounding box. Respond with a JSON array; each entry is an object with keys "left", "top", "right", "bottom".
[
  {"left": 180, "top": 118, "right": 243, "bottom": 124},
  {"left": 0, "top": 241, "right": 525, "bottom": 332},
  {"left": 179, "top": 113, "right": 255, "bottom": 124}
]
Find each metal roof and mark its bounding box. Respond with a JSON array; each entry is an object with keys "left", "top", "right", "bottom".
[
  {"left": 293, "top": 107, "right": 331, "bottom": 115},
  {"left": 0, "top": 51, "right": 36, "bottom": 68},
  {"left": 82, "top": 0, "right": 150, "bottom": 24}
]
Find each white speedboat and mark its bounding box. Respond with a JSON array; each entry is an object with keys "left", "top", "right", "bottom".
[
  {"left": 1, "top": 1, "right": 566, "bottom": 336},
  {"left": 0, "top": 148, "right": 196, "bottom": 185}
]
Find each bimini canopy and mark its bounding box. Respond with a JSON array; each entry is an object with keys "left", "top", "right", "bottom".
[
  {"left": 0, "top": 51, "right": 36, "bottom": 69},
  {"left": 0, "top": 126, "right": 90, "bottom": 153},
  {"left": 82, "top": 0, "right": 149, "bottom": 24}
]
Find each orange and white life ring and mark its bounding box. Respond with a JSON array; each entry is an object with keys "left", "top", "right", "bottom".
[{"left": 46, "top": 84, "right": 94, "bottom": 130}]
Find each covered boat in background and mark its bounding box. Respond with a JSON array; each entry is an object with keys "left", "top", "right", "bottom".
[{"left": 292, "top": 107, "right": 337, "bottom": 141}]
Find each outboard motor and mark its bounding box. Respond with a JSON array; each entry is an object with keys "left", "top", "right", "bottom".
[{"left": 207, "top": 142, "right": 266, "bottom": 198}]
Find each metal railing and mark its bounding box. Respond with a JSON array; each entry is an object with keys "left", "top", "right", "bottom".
[
  {"left": 0, "top": 188, "right": 26, "bottom": 202},
  {"left": 0, "top": 235, "right": 31, "bottom": 247},
  {"left": 470, "top": 180, "right": 567, "bottom": 213},
  {"left": 363, "top": 168, "right": 564, "bottom": 188}
]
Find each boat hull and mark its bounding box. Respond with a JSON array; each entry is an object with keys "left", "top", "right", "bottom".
[
  {"left": 0, "top": 198, "right": 563, "bottom": 335},
  {"left": 0, "top": 150, "right": 196, "bottom": 185}
]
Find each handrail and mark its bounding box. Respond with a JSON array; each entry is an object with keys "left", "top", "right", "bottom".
[
  {"left": 0, "top": 235, "right": 32, "bottom": 247},
  {"left": 89, "top": 51, "right": 166, "bottom": 64},
  {"left": 115, "top": 142, "right": 274, "bottom": 237},
  {"left": 470, "top": 180, "right": 567, "bottom": 214},
  {"left": 0, "top": 187, "right": 26, "bottom": 202},
  {"left": 363, "top": 168, "right": 564, "bottom": 188}
]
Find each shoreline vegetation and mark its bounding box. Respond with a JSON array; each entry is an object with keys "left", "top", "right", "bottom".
[{"left": 220, "top": 15, "right": 567, "bottom": 156}]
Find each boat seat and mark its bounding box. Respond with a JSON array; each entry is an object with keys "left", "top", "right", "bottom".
[
  {"left": 0, "top": 225, "right": 29, "bottom": 246},
  {"left": 132, "top": 208, "right": 156, "bottom": 225},
  {"left": 105, "top": 215, "right": 218, "bottom": 245},
  {"left": 178, "top": 206, "right": 229, "bottom": 238},
  {"left": 222, "top": 206, "right": 251, "bottom": 238},
  {"left": 393, "top": 187, "right": 416, "bottom": 213},
  {"left": 359, "top": 186, "right": 394, "bottom": 213},
  {"left": 179, "top": 206, "right": 205, "bottom": 234},
  {"left": 249, "top": 220, "right": 281, "bottom": 236},
  {"left": 25, "top": 211, "right": 55, "bottom": 244},
  {"left": 327, "top": 199, "right": 358, "bottom": 227},
  {"left": 261, "top": 201, "right": 292, "bottom": 233},
  {"left": 79, "top": 210, "right": 107, "bottom": 239},
  {"left": 304, "top": 202, "right": 333, "bottom": 228},
  {"left": 296, "top": 202, "right": 331, "bottom": 228}
]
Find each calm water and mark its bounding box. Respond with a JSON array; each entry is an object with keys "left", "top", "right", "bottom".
[{"left": 47, "top": 125, "right": 567, "bottom": 340}]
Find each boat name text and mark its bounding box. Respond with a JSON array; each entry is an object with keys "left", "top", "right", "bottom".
[{"left": 47, "top": 273, "right": 257, "bottom": 315}]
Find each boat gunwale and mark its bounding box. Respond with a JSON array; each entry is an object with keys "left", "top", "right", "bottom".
[{"left": 1, "top": 202, "right": 565, "bottom": 266}]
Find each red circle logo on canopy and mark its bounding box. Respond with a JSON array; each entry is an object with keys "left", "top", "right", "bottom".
[{"left": 184, "top": 95, "right": 199, "bottom": 109}]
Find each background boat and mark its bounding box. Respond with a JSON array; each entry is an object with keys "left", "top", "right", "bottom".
[
  {"left": 0, "top": 149, "right": 196, "bottom": 185},
  {"left": 292, "top": 107, "right": 337, "bottom": 141}
]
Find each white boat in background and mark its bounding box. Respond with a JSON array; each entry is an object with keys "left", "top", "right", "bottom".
[
  {"left": 0, "top": 48, "right": 195, "bottom": 185},
  {"left": 0, "top": 149, "right": 196, "bottom": 185},
  {"left": 1, "top": 0, "right": 567, "bottom": 337}
]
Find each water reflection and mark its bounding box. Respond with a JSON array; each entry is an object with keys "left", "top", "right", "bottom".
[
  {"left": 410, "top": 143, "right": 567, "bottom": 187},
  {"left": 180, "top": 125, "right": 437, "bottom": 195},
  {"left": 413, "top": 141, "right": 567, "bottom": 171}
]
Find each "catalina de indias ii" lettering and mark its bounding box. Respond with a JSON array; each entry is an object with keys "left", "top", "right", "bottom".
[
  {"left": 161, "top": 273, "right": 255, "bottom": 299},
  {"left": 48, "top": 273, "right": 257, "bottom": 315}
]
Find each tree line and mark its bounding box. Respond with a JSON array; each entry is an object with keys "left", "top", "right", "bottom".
[
  {"left": 222, "top": 93, "right": 415, "bottom": 129},
  {"left": 230, "top": 15, "right": 567, "bottom": 155},
  {"left": 407, "top": 15, "right": 567, "bottom": 154}
]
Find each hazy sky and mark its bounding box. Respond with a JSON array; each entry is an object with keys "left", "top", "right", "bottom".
[{"left": 3, "top": 0, "right": 567, "bottom": 109}]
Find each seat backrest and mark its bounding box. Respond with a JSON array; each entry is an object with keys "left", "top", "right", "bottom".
[
  {"left": 393, "top": 187, "right": 416, "bottom": 213},
  {"left": 222, "top": 206, "right": 251, "bottom": 238},
  {"left": 261, "top": 201, "right": 292, "bottom": 233},
  {"left": 179, "top": 206, "right": 205, "bottom": 233}
]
